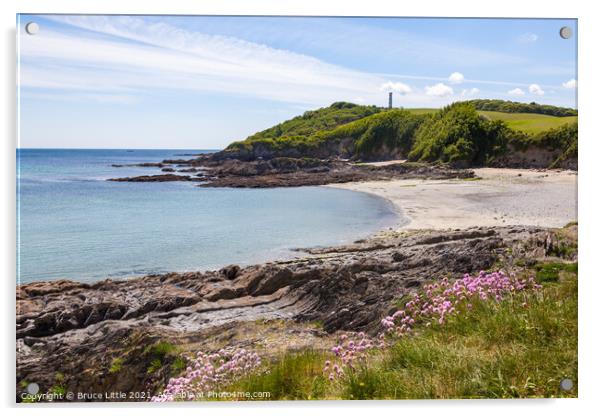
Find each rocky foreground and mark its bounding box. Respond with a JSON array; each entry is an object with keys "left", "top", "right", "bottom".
[
  {"left": 108, "top": 155, "right": 474, "bottom": 187},
  {"left": 16, "top": 224, "right": 576, "bottom": 401}
]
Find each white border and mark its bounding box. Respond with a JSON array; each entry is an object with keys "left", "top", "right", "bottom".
[{"left": 2, "top": 1, "right": 601, "bottom": 415}]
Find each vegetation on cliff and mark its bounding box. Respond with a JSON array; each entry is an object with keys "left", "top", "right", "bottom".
[
  {"left": 407, "top": 102, "right": 512, "bottom": 165},
  {"left": 222, "top": 100, "right": 577, "bottom": 169},
  {"left": 226, "top": 102, "right": 381, "bottom": 156}
]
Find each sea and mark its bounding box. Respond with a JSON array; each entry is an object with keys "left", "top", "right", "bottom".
[{"left": 16, "top": 149, "right": 399, "bottom": 283}]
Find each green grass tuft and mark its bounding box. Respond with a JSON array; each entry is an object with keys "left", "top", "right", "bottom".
[
  {"left": 226, "top": 349, "right": 330, "bottom": 400},
  {"left": 109, "top": 357, "right": 124, "bottom": 374},
  {"left": 534, "top": 262, "right": 578, "bottom": 283}
]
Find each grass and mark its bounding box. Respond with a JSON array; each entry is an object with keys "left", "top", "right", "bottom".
[
  {"left": 343, "top": 271, "right": 577, "bottom": 399},
  {"left": 227, "top": 350, "right": 331, "bottom": 400},
  {"left": 108, "top": 357, "right": 124, "bottom": 374},
  {"left": 144, "top": 341, "right": 179, "bottom": 375},
  {"left": 404, "top": 108, "right": 438, "bottom": 115},
  {"left": 215, "top": 269, "right": 577, "bottom": 400},
  {"left": 479, "top": 111, "right": 577, "bottom": 134},
  {"left": 405, "top": 109, "right": 576, "bottom": 134},
  {"left": 534, "top": 262, "right": 578, "bottom": 283}
]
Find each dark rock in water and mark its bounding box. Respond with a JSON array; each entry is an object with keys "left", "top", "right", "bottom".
[
  {"left": 161, "top": 168, "right": 175, "bottom": 172},
  {"left": 133, "top": 162, "right": 165, "bottom": 168},
  {"left": 108, "top": 174, "right": 200, "bottom": 182}
]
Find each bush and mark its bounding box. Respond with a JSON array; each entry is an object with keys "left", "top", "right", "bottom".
[{"left": 408, "top": 102, "right": 513, "bottom": 165}]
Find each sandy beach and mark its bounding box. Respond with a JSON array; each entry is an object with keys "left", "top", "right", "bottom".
[{"left": 327, "top": 168, "right": 577, "bottom": 230}]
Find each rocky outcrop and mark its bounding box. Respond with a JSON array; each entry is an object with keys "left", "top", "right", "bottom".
[
  {"left": 109, "top": 174, "right": 202, "bottom": 182},
  {"left": 109, "top": 156, "right": 475, "bottom": 187},
  {"left": 16, "top": 225, "right": 576, "bottom": 400}
]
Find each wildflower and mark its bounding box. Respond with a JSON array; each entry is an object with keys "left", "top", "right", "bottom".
[{"left": 151, "top": 347, "right": 262, "bottom": 402}]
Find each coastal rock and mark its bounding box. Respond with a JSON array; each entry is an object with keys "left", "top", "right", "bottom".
[
  {"left": 108, "top": 174, "right": 201, "bottom": 182},
  {"left": 108, "top": 155, "right": 475, "bottom": 188},
  {"left": 16, "top": 225, "right": 576, "bottom": 400},
  {"left": 219, "top": 264, "right": 241, "bottom": 280}
]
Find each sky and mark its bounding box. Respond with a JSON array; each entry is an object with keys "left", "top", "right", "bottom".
[{"left": 17, "top": 15, "right": 577, "bottom": 149}]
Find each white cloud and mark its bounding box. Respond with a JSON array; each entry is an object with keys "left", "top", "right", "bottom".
[
  {"left": 17, "top": 15, "right": 567, "bottom": 112},
  {"left": 448, "top": 72, "right": 465, "bottom": 84},
  {"left": 425, "top": 83, "right": 454, "bottom": 97},
  {"left": 461, "top": 87, "right": 479, "bottom": 97},
  {"left": 19, "top": 16, "right": 391, "bottom": 106},
  {"left": 529, "top": 84, "right": 545, "bottom": 95},
  {"left": 380, "top": 81, "right": 412, "bottom": 95},
  {"left": 562, "top": 78, "right": 577, "bottom": 89},
  {"left": 508, "top": 88, "right": 525, "bottom": 96},
  {"left": 518, "top": 33, "right": 538, "bottom": 43}
]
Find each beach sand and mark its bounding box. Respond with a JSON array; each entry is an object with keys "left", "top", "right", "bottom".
[{"left": 327, "top": 168, "right": 577, "bottom": 230}]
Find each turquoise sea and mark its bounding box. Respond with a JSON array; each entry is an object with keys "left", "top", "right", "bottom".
[{"left": 16, "top": 149, "right": 399, "bottom": 283}]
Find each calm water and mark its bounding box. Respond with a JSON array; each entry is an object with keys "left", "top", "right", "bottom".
[{"left": 17, "top": 149, "right": 399, "bottom": 283}]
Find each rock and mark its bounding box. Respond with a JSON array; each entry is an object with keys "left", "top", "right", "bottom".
[
  {"left": 252, "top": 267, "right": 294, "bottom": 296},
  {"left": 109, "top": 154, "right": 475, "bottom": 187},
  {"left": 205, "top": 286, "right": 240, "bottom": 301},
  {"left": 391, "top": 252, "right": 406, "bottom": 262},
  {"left": 108, "top": 174, "right": 200, "bottom": 182},
  {"left": 220, "top": 264, "right": 241, "bottom": 280}
]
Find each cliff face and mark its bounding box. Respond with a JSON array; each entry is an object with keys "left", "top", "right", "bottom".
[{"left": 491, "top": 145, "right": 577, "bottom": 170}]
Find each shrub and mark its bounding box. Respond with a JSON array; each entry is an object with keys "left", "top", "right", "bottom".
[{"left": 408, "top": 103, "right": 513, "bottom": 165}]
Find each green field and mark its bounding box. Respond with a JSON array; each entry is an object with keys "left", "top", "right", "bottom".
[
  {"left": 404, "top": 108, "right": 438, "bottom": 115},
  {"left": 478, "top": 111, "right": 577, "bottom": 134},
  {"left": 404, "top": 108, "right": 576, "bottom": 134}
]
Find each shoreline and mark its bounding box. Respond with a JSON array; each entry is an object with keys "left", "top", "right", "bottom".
[
  {"left": 17, "top": 165, "right": 578, "bottom": 399},
  {"left": 17, "top": 223, "right": 577, "bottom": 399},
  {"left": 326, "top": 168, "right": 577, "bottom": 231}
]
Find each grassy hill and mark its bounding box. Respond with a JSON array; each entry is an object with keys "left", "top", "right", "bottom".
[
  {"left": 237, "top": 101, "right": 381, "bottom": 143},
  {"left": 221, "top": 100, "right": 577, "bottom": 169}
]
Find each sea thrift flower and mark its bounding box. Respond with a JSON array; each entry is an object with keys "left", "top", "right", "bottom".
[
  {"left": 151, "top": 347, "right": 261, "bottom": 402},
  {"left": 323, "top": 271, "right": 540, "bottom": 384},
  {"left": 324, "top": 331, "right": 382, "bottom": 380},
  {"left": 379, "top": 270, "right": 540, "bottom": 338}
]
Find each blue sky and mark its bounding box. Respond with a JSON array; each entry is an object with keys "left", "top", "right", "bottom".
[{"left": 17, "top": 15, "right": 577, "bottom": 149}]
